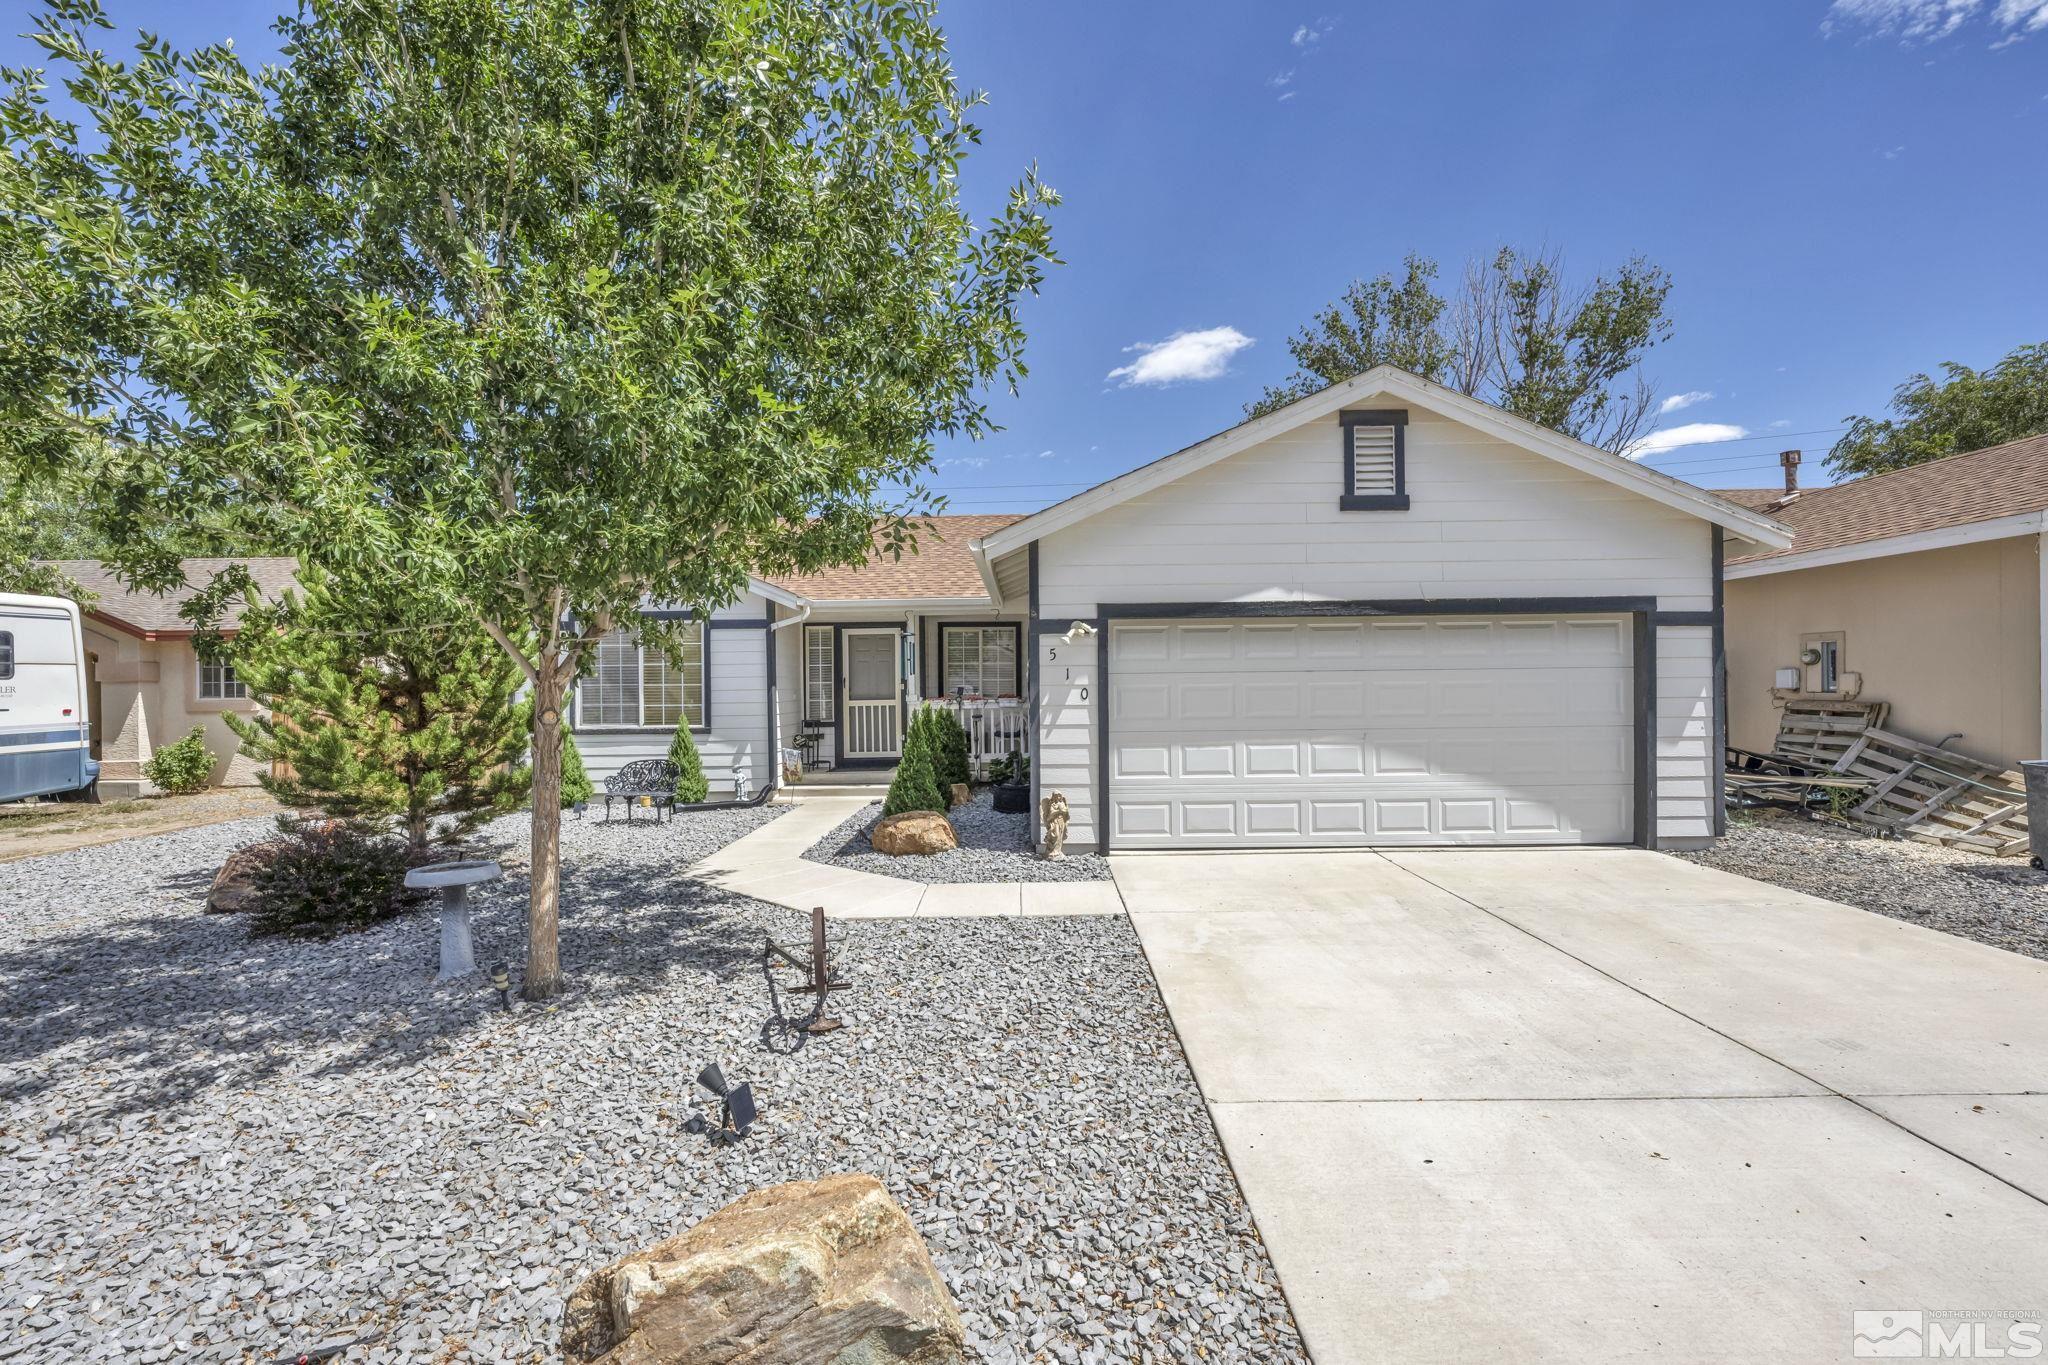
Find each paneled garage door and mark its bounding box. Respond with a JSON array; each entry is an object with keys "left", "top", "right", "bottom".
[{"left": 1107, "top": 615, "right": 1635, "bottom": 848}]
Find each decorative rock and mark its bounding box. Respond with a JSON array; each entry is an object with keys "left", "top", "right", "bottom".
[
  {"left": 204, "top": 841, "right": 282, "bottom": 913},
  {"left": 561, "top": 1174, "right": 966, "bottom": 1364},
  {"left": 947, "top": 783, "right": 971, "bottom": 810},
  {"left": 871, "top": 811, "right": 958, "bottom": 856}
]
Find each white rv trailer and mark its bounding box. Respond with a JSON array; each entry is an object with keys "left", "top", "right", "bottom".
[{"left": 0, "top": 592, "right": 99, "bottom": 803}]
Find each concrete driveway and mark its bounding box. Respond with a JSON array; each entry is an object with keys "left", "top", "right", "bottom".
[{"left": 1115, "top": 848, "right": 2048, "bottom": 1363}]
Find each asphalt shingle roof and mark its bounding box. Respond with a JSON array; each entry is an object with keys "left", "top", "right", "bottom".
[
  {"left": 1720, "top": 434, "right": 2048, "bottom": 565},
  {"left": 46, "top": 557, "right": 299, "bottom": 634},
  {"left": 765, "top": 514, "right": 1022, "bottom": 602}
]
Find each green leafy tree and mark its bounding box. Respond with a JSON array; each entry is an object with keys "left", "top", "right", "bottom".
[
  {"left": 915, "top": 703, "right": 970, "bottom": 790},
  {"left": 1, "top": 1, "right": 1054, "bottom": 997},
  {"left": 1829, "top": 342, "right": 2048, "bottom": 477},
  {"left": 225, "top": 568, "right": 532, "bottom": 851},
  {"left": 666, "top": 723, "right": 709, "bottom": 804},
  {"left": 882, "top": 721, "right": 946, "bottom": 818},
  {"left": 1251, "top": 247, "right": 1672, "bottom": 454},
  {"left": 559, "top": 722, "right": 594, "bottom": 808}
]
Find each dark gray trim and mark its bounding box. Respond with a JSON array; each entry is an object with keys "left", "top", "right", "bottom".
[
  {"left": 1099, "top": 597, "right": 1656, "bottom": 621},
  {"left": 920, "top": 616, "right": 935, "bottom": 700},
  {"left": 1340, "top": 407, "right": 1408, "bottom": 512},
  {"left": 1652, "top": 610, "right": 1717, "bottom": 627},
  {"left": 701, "top": 621, "right": 713, "bottom": 732},
  {"left": 933, "top": 620, "right": 1024, "bottom": 700},
  {"left": 1633, "top": 610, "right": 1656, "bottom": 850},
  {"left": 1712, "top": 529, "right": 1728, "bottom": 837},
  {"left": 1091, "top": 598, "right": 1659, "bottom": 854},
  {"left": 763, "top": 605, "right": 778, "bottom": 793},
  {"left": 1027, "top": 543, "right": 1040, "bottom": 847},
  {"left": 638, "top": 609, "right": 768, "bottom": 630},
  {"left": 832, "top": 621, "right": 906, "bottom": 767}
]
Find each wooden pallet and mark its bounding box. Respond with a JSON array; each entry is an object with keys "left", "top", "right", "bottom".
[
  {"left": 1827, "top": 726, "right": 2031, "bottom": 856},
  {"left": 1770, "top": 697, "right": 1890, "bottom": 770}
]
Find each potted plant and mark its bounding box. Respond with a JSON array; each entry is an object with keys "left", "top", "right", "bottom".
[{"left": 990, "top": 746, "right": 1030, "bottom": 814}]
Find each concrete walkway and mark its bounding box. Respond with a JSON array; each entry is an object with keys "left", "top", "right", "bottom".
[
  {"left": 691, "top": 797, "right": 1124, "bottom": 919},
  {"left": 1116, "top": 847, "right": 2048, "bottom": 1364}
]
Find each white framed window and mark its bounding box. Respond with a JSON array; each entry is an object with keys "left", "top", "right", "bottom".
[
  {"left": 577, "top": 623, "right": 706, "bottom": 728},
  {"left": 803, "top": 625, "right": 834, "bottom": 722},
  {"left": 1340, "top": 408, "right": 1409, "bottom": 511},
  {"left": 941, "top": 626, "right": 1018, "bottom": 698},
  {"left": 198, "top": 659, "right": 247, "bottom": 701}
]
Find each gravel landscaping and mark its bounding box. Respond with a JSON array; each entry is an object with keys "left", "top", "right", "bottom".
[
  {"left": 1675, "top": 809, "right": 2048, "bottom": 960},
  {"left": 0, "top": 805, "right": 1300, "bottom": 1364},
  {"left": 803, "top": 791, "right": 1114, "bottom": 884}
]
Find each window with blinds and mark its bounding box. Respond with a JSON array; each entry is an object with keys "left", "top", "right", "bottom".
[
  {"left": 1339, "top": 408, "right": 1410, "bottom": 511},
  {"left": 578, "top": 623, "right": 705, "bottom": 728},
  {"left": 804, "top": 625, "right": 834, "bottom": 721},
  {"left": 941, "top": 626, "right": 1018, "bottom": 698}
]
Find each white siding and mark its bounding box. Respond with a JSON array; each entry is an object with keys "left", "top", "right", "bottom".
[
  {"left": 1037, "top": 629, "right": 1100, "bottom": 850},
  {"left": 1036, "top": 408, "right": 1713, "bottom": 617},
  {"left": 1030, "top": 400, "right": 1722, "bottom": 849},
  {"left": 1656, "top": 624, "right": 1715, "bottom": 843},
  {"left": 571, "top": 592, "right": 773, "bottom": 796}
]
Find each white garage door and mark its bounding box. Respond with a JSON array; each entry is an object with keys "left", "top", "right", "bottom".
[{"left": 1107, "top": 615, "right": 1635, "bottom": 849}]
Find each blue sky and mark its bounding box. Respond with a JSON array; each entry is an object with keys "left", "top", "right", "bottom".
[{"left": 10, "top": 1, "right": 2044, "bottom": 510}]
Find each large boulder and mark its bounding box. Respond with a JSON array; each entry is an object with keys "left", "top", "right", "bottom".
[
  {"left": 205, "top": 840, "right": 283, "bottom": 913},
  {"left": 561, "top": 1174, "right": 965, "bottom": 1365},
  {"left": 870, "top": 811, "right": 957, "bottom": 856}
]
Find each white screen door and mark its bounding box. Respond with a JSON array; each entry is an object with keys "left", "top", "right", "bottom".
[{"left": 842, "top": 629, "right": 901, "bottom": 759}]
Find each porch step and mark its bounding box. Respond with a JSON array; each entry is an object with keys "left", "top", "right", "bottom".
[{"left": 776, "top": 769, "right": 896, "bottom": 804}]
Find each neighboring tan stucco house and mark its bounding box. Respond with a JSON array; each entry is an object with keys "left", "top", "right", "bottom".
[
  {"left": 46, "top": 558, "right": 299, "bottom": 799},
  {"left": 588, "top": 367, "right": 1793, "bottom": 851},
  {"left": 1718, "top": 434, "right": 2047, "bottom": 770}
]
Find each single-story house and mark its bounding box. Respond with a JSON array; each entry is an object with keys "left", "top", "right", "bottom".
[
  {"left": 617, "top": 365, "right": 1791, "bottom": 851},
  {"left": 1718, "top": 434, "right": 2047, "bottom": 770},
  {"left": 45, "top": 557, "right": 299, "bottom": 798}
]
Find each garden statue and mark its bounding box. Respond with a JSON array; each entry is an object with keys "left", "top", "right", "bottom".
[{"left": 1040, "top": 790, "right": 1070, "bottom": 860}]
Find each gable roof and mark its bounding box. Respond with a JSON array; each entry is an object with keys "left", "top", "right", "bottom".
[
  {"left": 1710, "top": 488, "right": 1788, "bottom": 513},
  {"left": 46, "top": 557, "right": 299, "bottom": 637},
  {"left": 970, "top": 366, "right": 1792, "bottom": 591},
  {"left": 1724, "top": 433, "right": 2048, "bottom": 572},
  {"left": 764, "top": 514, "right": 1023, "bottom": 604}
]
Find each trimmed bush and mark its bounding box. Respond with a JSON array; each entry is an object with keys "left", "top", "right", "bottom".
[
  {"left": 143, "top": 726, "right": 215, "bottom": 794},
  {"left": 247, "top": 817, "right": 426, "bottom": 938},
  {"left": 917, "top": 704, "right": 971, "bottom": 789},
  {"left": 559, "top": 723, "right": 595, "bottom": 807},
  {"left": 667, "top": 723, "right": 710, "bottom": 803},
  {"left": 882, "top": 722, "right": 946, "bottom": 817}
]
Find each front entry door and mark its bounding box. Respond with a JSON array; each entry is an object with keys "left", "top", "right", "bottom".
[{"left": 841, "top": 629, "right": 902, "bottom": 759}]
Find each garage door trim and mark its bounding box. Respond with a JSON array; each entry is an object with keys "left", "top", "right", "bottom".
[{"left": 1082, "top": 596, "right": 1661, "bottom": 854}]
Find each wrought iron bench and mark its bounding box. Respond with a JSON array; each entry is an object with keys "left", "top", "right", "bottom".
[{"left": 603, "top": 759, "right": 679, "bottom": 823}]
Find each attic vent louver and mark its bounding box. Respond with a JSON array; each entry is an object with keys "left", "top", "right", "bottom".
[{"left": 1339, "top": 409, "right": 1410, "bottom": 511}]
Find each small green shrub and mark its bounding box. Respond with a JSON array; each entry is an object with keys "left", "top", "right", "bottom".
[
  {"left": 667, "top": 723, "right": 710, "bottom": 803},
  {"left": 248, "top": 817, "right": 426, "bottom": 938},
  {"left": 143, "top": 726, "right": 216, "bottom": 794},
  {"left": 882, "top": 725, "right": 946, "bottom": 817},
  {"left": 559, "top": 723, "right": 595, "bottom": 807},
  {"left": 919, "top": 705, "right": 971, "bottom": 789},
  {"left": 989, "top": 746, "right": 1029, "bottom": 787}
]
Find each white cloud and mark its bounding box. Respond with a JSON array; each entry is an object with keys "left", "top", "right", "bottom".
[
  {"left": 939, "top": 455, "right": 989, "bottom": 470},
  {"left": 1623, "top": 422, "right": 1749, "bottom": 459},
  {"left": 1658, "top": 390, "right": 1713, "bottom": 415},
  {"left": 1826, "top": 0, "right": 2048, "bottom": 39},
  {"left": 1277, "top": 90, "right": 1298, "bottom": 102},
  {"left": 1107, "top": 327, "right": 1255, "bottom": 388},
  {"left": 1292, "top": 20, "right": 1330, "bottom": 47}
]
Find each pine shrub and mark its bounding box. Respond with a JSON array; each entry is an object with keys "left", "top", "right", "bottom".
[
  {"left": 143, "top": 726, "right": 216, "bottom": 794},
  {"left": 882, "top": 722, "right": 946, "bottom": 817},
  {"left": 667, "top": 723, "right": 710, "bottom": 803},
  {"left": 247, "top": 817, "right": 426, "bottom": 938},
  {"left": 559, "top": 723, "right": 595, "bottom": 806},
  {"left": 917, "top": 704, "right": 971, "bottom": 790}
]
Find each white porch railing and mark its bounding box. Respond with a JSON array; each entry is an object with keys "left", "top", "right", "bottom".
[{"left": 927, "top": 697, "right": 1028, "bottom": 776}]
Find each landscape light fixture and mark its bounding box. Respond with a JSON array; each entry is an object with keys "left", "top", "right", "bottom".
[
  {"left": 571, "top": 800, "right": 588, "bottom": 821},
  {"left": 683, "top": 1062, "right": 756, "bottom": 1144},
  {"left": 489, "top": 962, "right": 513, "bottom": 1012}
]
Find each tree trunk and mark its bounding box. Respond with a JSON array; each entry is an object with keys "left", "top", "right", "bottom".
[{"left": 525, "top": 666, "right": 567, "bottom": 1000}]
